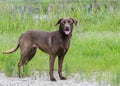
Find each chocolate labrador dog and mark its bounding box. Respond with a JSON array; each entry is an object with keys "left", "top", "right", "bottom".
[{"left": 3, "top": 17, "right": 77, "bottom": 81}]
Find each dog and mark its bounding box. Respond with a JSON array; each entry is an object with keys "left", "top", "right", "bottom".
[{"left": 3, "top": 17, "right": 77, "bottom": 81}]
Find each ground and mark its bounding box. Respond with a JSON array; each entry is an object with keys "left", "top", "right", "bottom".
[{"left": 0, "top": 71, "right": 110, "bottom": 86}]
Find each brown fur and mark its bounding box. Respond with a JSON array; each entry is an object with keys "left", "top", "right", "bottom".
[{"left": 3, "top": 17, "right": 77, "bottom": 81}]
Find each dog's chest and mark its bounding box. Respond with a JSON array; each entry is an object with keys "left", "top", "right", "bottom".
[
  {"left": 55, "top": 37, "right": 71, "bottom": 55},
  {"left": 59, "top": 39, "right": 69, "bottom": 49}
]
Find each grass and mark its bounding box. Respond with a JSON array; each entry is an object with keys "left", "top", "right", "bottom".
[{"left": 0, "top": 1, "right": 120, "bottom": 85}]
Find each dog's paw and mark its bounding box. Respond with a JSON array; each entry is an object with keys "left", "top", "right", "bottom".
[
  {"left": 60, "top": 76, "right": 67, "bottom": 80},
  {"left": 50, "top": 77, "right": 56, "bottom": 81}
]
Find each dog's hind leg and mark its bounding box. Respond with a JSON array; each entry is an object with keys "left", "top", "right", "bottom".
[
  {"left": 18, "top": 55, "right": 24, "bottom": 78},
  {"left": 18, "top": 47, "right": 37, "bottom": 77},
  {"left": 26, "top": 47, "right": 37, "bottom": 63},
  {"left": 18, "top": 47, "right": 31, "bottom": 78},
  {"left": 18, "top": 51, "right": 28, "bottom": 78}
]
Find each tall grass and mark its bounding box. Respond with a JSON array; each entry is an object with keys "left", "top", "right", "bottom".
[{"left": 0, "top": 1, "right": 120, "bottom": 85}]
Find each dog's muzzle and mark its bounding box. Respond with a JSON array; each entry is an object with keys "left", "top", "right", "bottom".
[
  {"left": 64, "top": 30, "right": 71, "bottom": 35},
  {"left": 64, "top": 24, "right": 71, "bottom": 35}
]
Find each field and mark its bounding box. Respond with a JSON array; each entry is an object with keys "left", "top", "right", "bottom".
[{"left": 0, "top": 1, "right": 120, "bottom": 85}]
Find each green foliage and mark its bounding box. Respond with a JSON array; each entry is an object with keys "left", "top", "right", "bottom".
[
  {"left": 22, "top": 65, "right": 29, "bottom": 77},
  {"left": 3, "top": 56, "right": 16, "bottom": 77}
]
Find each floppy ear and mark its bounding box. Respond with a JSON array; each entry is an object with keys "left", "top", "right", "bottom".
[
  {"left": 70, "top": 18, "right": 78, "bottom": 26},
  {"left": 55, "top": 18, "right": 63, "bottom": 26}
]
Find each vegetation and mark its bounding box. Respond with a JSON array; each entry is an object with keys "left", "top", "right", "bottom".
[{"left": 0, "top": 0, "right": 120, "bottom": 85}]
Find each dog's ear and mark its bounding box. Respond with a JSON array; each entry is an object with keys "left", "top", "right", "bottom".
[
  {"left": 55, "top": 18, "right": 63, "bottom": 26},
  {"left": 70, "top": 18, "right": 78, "bottom": 26}
]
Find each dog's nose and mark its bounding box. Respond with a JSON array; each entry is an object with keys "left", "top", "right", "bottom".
[
  {"left": 65, "top": 27, "right": 70, "bottom": 31},
  {"left": 65, "top": 23, "right": 70, "bottom": 30}
]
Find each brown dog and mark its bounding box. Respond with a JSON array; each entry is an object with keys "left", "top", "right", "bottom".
[{"left": 3, "top": 17, "right": 77, "bottom": 81}]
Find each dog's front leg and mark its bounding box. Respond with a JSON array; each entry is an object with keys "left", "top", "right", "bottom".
[
  {"left": 49, "top": 54, "right": 56, "bottom": 81},
  {"left": 58, "top": 56, "right": 67, "bottom": 80}
]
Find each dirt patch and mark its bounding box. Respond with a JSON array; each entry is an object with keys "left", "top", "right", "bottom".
[{"left": 0, "top": 72, "right": 110, "bottom": 86}]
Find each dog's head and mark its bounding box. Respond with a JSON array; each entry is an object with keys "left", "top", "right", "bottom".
[{"left": 55, "top": 17, "right": 77, "bottom": 35}]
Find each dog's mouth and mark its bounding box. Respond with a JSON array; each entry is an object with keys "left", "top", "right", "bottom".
[{"left": 64, "top": 30, "right": 71, "bottom": 35}]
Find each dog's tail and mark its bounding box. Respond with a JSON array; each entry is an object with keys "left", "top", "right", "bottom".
[{"left": 3, "top": 42, "right": 19, "bottom": 54}]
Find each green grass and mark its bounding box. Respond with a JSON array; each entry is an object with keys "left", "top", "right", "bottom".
[{"left": 0, "top": 1, "right": 120, "bottom": 85}]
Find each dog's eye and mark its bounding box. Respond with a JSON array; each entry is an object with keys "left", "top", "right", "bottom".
[
  {"left": 68, "top": 20, "right": 72, "bottom": 24},
  {"left": 62, "top": 21, "right": 66, "bottom": 24}
]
